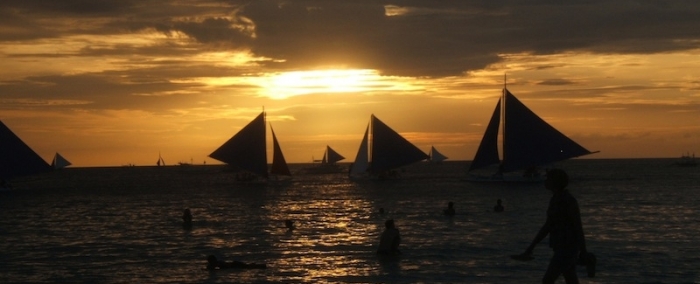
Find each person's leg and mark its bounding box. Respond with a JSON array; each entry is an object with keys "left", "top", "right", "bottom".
[
  {"left": 542, "top": 249, "right": 579, "bottom": 284},
  {"left": 542, "top": 256, "right": 561, "bottom": 284},
  {"left": 562, "top": 264, "right": 579, "bottom": 284}
]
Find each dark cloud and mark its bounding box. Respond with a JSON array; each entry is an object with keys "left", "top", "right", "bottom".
[
  {"left": 236, "top": 0, "right": 700, "bottom": 76},
  {"left": 0, "top": 73, "right": 201, "bottom": 112},
  {"left": 537, "top": 79, "right": 577, "bottom": 86},
  {"left": 0, "top": 0, "right": 135, "bottom": 15},
  {"left": 2, "top": 0, "right": 700, "bottom": 77}
]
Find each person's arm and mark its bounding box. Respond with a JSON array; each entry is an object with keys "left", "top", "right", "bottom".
[
  {"left": 391, "top": 230, "right": 401, "bottom": 248},
  {"left": 524, "top": 218, "right": 551, "bottom": 255}
]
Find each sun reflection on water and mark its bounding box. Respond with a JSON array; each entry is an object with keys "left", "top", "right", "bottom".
[{"left": 265, "top": 192, "right": 382, "bottom": 281}]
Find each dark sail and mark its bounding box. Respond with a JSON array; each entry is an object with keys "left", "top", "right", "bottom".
[
  {"left": 369, "top": 115, "right": 428, "bottom": 173},
  {"left": 349, "top": 124, "right": 370, "bottom": 176},
  {"left": 468, "top": 98, "right": 502, "bottom": 172},
  {"left": 209, "top": 112, "right": 268, "bottom": 178},
  {"left": 270, "top": 125, "right": 291, "bottom": 176},
  {"left": 51, "top": 152, "right": 72, "bottom": 169},
  {"left": 324, "top": 146, "right": 345, "bottom": 164},
  {"left": 0, "top": 120, "right": 52, "bottom": 179},
  {"left": 501, "top": 90, "right": 593, "bottom": 172},
  {"left": 429, "top": 146, "right": 448, "bottom": 163}
]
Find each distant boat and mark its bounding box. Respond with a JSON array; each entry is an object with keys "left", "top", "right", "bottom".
[
  {"left": 304, "top": 146, "right": 346, "bottom": 174},
  {"left": 349, "top": 114, "right": 429, "bottom": 179},
  {"left": 428, "top": 146, "right": 448, "bottom": 163},
  {"left": 0, "top": 120, "right": 52, "bottom": 188},
  {"left": 676, "top": 152, "right": 697, "bottom": 167},
  {"left": 466, "top": 87, "right": 598, "bottom": 182},
  {"left": 156, "top": 152, "right": 165, "bottom": 166},
  {"left": 51, "top": 152, "right": 72, "bottom": 169},
  {"left": 209, "top": 111, "right": 291, "bottom": 180},
  {"left": 321, "top": 145, "right": 345, "bottom": 164}
]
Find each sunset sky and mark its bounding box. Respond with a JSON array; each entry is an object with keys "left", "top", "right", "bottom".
[{"left": 1, "top": 1, "right": 699, "bottom": 167}]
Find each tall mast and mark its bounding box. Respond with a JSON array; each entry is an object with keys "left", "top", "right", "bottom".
[
  {"left": 369, "top": 114, "right": 374, "bottom": 163},
  {"left": 501, "top": 74, "right": 506, "bottom": 162}
]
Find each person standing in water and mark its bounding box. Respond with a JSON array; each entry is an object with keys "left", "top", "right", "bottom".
[
  {"left": 285, "top": 219, "right": 296, "bottom": 231},
  {"left": 443, "top": 202, "right": 456, "bottom": 216},
  {"left": 182, "top": 208, "right": 193, "bottom": 230},
  {"left": 377, "top": 219, "right": 401, "bottom": 255},
  {"left": 494, "top": 199, "right": 504, "bottom": 212},
  {"left": 518, "top": 169, "right": 590, "bottom": 284}
]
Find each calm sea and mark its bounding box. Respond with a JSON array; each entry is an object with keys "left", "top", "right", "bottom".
[{"left": 1, "top": 159, "right": 699, "bottom": 283}]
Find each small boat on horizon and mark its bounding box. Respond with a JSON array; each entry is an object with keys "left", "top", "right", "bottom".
[
  {"left": 304, "top": 146, "right": 346, "bottom": 174},
  {"left": 675, "top": 152, "right": 697, "bottom": 167},
  {"left": 428, "top": 146, "right": 448, "bottom": 163},
  {"left": 51, "top": 152, "right": 72, "bottom": 169},
  {"left": 156, "top": 152, "right": 165, "bottom": 166}
]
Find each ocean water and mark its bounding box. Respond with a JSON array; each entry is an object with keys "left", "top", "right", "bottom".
[{"left": 1, "top": 159, "right": 699, "bottom": 283}]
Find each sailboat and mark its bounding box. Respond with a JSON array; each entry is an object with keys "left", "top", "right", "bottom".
[
  {"left": 304, "top": 146, "right": 346, "bottom": 174},
  {"left": 156, "top": 152, "right": 165, "bottom": 166},
  {"left": 466, "top": 87, "right": 598, "bottom": 182},
  {"left": 675, "top": 152, "right": 697, "bottom": 167},
  {"left": 51, "top": 152, "right": 72, "bottom": 169},
  {"left": 0, "top": 120, "right": 52, "bottom": 189},
  {"left": 321, "top": 145, "right": 345, "bottom": 165},
  {"left": 349, "top": 114, "right": 429, "bottom": 179},
  {"left": 209, "top": 111, "right": 291, "bottom": 181},
  {"left": 428, "top": 146, "right": 448, "bottom": 163}
]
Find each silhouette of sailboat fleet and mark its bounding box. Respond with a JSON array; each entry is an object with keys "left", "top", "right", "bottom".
[
  {"left": 1, "top": 86, "right": 603, "bottom": 186},
  {"left": 207, "top": 85, "right": 598, "bottom": 182}
]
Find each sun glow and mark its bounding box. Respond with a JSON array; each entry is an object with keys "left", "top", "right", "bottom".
[{"left": 256, "top": 69, "right": 422, "bottom": 99}]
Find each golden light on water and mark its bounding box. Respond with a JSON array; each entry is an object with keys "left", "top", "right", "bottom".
[{"left": 269, "top": 193, "right": 380, "bottom": 281}]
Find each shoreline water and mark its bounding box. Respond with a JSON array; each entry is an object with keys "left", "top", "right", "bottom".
[{"left": 1, "top": 158, "right": 699, "bottom": 283}]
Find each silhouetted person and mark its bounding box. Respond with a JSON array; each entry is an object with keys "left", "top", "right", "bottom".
[
  {"left": 379, "top": 207, "right": 385, "bottom": 215},
  {"left": 517, "top": 169, "right": 590, "bottom": 284},
  {"left": 494, "top": 199, "right": 504, "bottom": 212},
  {"left": 443, "top": 202, "right": 455, "bottom": 216},
  {"left": 285, "top": 219, "right": 296, "bottom": 231},
  {"left": 377, "top": 219, "right": 401, "bottom": 255},
  {"left": 182, "top": 208, "right": 193, "bottom": 230},
  {"left": 206, "top": 255, "right": 266, "bottom": 270}
]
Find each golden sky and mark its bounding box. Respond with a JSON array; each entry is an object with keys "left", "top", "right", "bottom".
[{"left": 1, "top": 1, "right": 699, "bottom": 167}]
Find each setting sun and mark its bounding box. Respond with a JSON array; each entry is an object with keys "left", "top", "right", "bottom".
[{"left": 256, "top": 69, "right": 420, "bottom": 99}]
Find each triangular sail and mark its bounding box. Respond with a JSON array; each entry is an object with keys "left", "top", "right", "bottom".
[
  {"left": 270, "top": 125, "right": 291, "bottom": 176},
  {"left": 156, "top": 152, "right": 165, "bottom": 166},
  {"left": 349, "top": 124, "right": 370, "bottom": 176},
  {"left": 209, "top": 112, "right": 268, "bottom": 178},
  {"left": 51, "top": 152, "right": 72, "bottom": 169},
  {"left": 0, "top": 120, "right": 52, "bottom": 179},
  {"left": 369, "top": 115, "right": 429, "bottom": 173},
  {"left": 429, "top": 146, "right": 448, "bottom": 163},
  {"left": 468, "top": 99, "right": 502, "bottom": 172},
  {"left": 325, "top": 146, "right": 345, "bottom": 164},
  {"left": 501, "top": 89, "right": 594, "bottom": 172}
]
